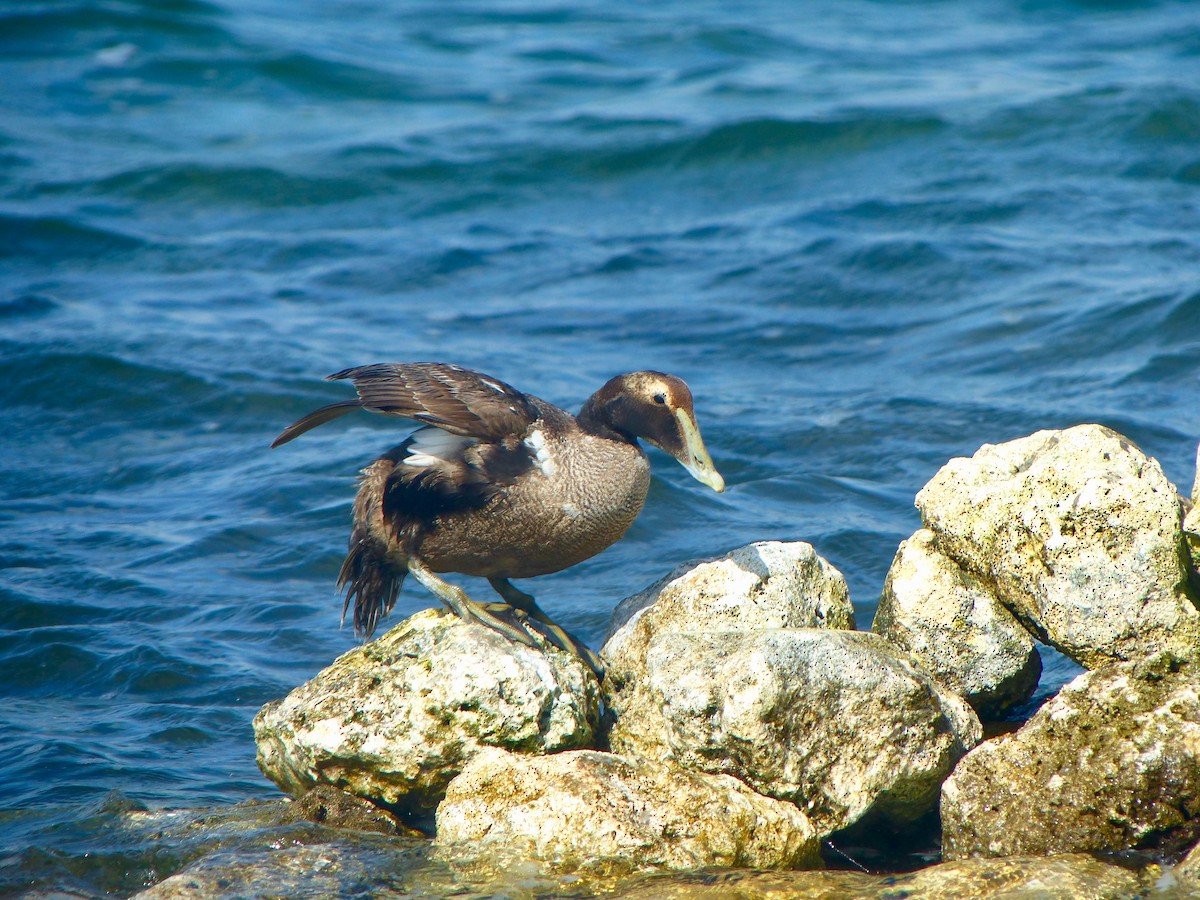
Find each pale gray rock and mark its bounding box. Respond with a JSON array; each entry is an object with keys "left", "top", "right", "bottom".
[
  {"left": 873, "top": 529, "right": 1041, "bottom": 716},
  {"left": 611, "top": 853, "right": 1147, "bottom": 900},
  {"left": 942, "top": 652, "right": 1200, "bottom": 859},
  {"left": 254, "top": 609, "right": 600, "bottom": 815},
  {"left": 917, "top": 424, "right": 1200, "bottom": 668},
  {"left": 1185, "top": 441, "right": 1200, "bottom": 577},
  {"left": 1193, "top": 440, "right": 1200, "bottom": 507},
  {"left": 606, "top": 627, "right": 981, "bottom": 836},
  {"left": 603, "top": 540, "right": 855, "bottom": 676},
  {"left": 435, "top": 748, "right": 821, "bottom": 874}
]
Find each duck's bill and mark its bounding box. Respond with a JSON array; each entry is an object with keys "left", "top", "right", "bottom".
[{"left": 674, "top": 408, "right": 726, "bottom": 493}]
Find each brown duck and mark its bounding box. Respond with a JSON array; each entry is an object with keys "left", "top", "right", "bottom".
[{"left": 272, "top": 362, "right": 724, "bottom": 675}]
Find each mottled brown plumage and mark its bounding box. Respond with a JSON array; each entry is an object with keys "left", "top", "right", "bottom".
[{"left": 273, "top": 362, "right": 724, "bottom": 675}]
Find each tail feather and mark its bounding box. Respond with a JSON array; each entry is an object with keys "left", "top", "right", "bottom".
[
  {"left": 337, "top": 532, "right": 405, "bottom": 639},
  {"left": 271, "top": 399, "right": 362, "bottom": 448}
]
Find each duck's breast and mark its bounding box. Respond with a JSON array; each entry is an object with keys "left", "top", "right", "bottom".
[{"left": 420, "top": 425, "right": 650, "bottom": 579}]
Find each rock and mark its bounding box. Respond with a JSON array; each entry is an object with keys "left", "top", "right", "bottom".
[
  {"left": 942, "top": 652, "right": 1200, "bottom": 859},
  {"left": 1193, "top": 440, "right": 1200, "bottom": 507},
  {"left": 610, "top": 853, "right": 1148, "bottom": 900},
  {"left": 136, "top": 842, "right": 387, "bottom": 899},
  {"left": 917, "top": 424, "right": 1200, "bottom": 668},
  {"left": 873, "top": 529, "right": 1042, "bottom": 716},
  {"left": 118, "top": 800, "right": 434, "bottom": 900},
  {"left": 1185, "top": 441, "right": 1200, "bottom": 578},
  {"left": 603, "top": 540, "right": 855, "bottom": 678},
  {"left": 276, "top": 785, "right": 417, "bottom": 836},
  {"left": 1175, "top": 834, "right": 1200, "bottom": 887},
  {"left": 606, "top": 627, "right": 981, "bottom": 836},
  {"left": 434, "top": 748, "right": 821, "bottom": 875},
  {"left": 254, "top": 609, "right": 600, "bottom": 817}
]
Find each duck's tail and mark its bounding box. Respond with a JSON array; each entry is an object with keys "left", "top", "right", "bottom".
[
  {"left": 337, "top": 454, "right": 406, "bottom": 639},
  {"left": 337, "top": 528, "right": 404, "bottom": 639}
]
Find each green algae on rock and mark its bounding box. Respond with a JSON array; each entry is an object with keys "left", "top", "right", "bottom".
[
  {"left": 607, "top": 853, "right": 1151, "bottom": 900},
  {"left": 435, "top": 747, "right": 821, "bottom": 875},
  {"left": 253, "top": 609, "right": 600, "bottom": 817},
  {"left": 942, "top": 652, "right": 1200, "bottom": 859}
]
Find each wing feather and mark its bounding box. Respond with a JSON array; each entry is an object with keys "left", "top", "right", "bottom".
[
  {"left": 328, "top": 362, "right": 539, "bottom": 440},
  {"left": 271, "top": 362, "right": 540, "bottom": 447}
]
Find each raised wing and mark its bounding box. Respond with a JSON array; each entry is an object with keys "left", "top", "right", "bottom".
[{"left": 271, "top": 362, "right": 540, "bottom": 448}]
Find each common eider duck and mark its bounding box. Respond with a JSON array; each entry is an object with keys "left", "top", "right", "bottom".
[{"left": 272, "top": 362, "right": 724, "bottom": 676}]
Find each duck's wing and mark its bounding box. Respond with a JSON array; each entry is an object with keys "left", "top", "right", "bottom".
[{"left": 271, "top": 362, "right": 540, "bottom": 448}]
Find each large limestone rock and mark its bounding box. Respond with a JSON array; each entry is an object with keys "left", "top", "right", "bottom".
[
  {"left": 917, "top": 424, "right": 1200, "bottom": 668},
  {"left": 942, "top": 652, "right": 1200, "bottom": 859},
  {"left": 254, "top": 609, "right": 600, "bottom": 816},
  {"left": 435, "top": 748, "right": 821, "bottom": 875},
  {"left": 606, "top": 627, "right": 981, "bottom": 836},
  {"left": 603, "top": 541, "right": 855, "bottom": 679},
  {"left": 873, "top": 528, "right": 1042, "bottom": 716}
]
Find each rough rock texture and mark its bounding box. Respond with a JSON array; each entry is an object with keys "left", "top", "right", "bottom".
[
  {"left": 435, "top": 748, "right": 821, "bottom": 874},
  {"left": 254, "top": 609, "right": 600, "bottom": 815},
  {"left": 606, "top": 627, "right": 981, "bottom": 836},
  {"left": 602, "top": 541, "right": 854, "bottom": 667},
  {"left": 136, "top": 842, "right": 384, "bottom": 899},
  {"left": 610, "top": 853, "right": 1147, "bottom": 900},
  {"left": 917, "top": 424, "right": 1200, "bottom": 668},
  {"left": 873, "top": 528, "right": 1042, "bottom": 716},
  {"left": 942, "top": 652, "right": 1200, "bottom": 859},
  {"left": 1185, "top": 441, "right": 1200, "bottom": 577},
  {"left": 1176, "top": 833, "right": 1200, "bottom": 887},
  {"left": 1194, "top": 440, "right": 1200, "bottom": 507},
  {"left": 277, "top": 785, "right": 415, "bottom": 836}
]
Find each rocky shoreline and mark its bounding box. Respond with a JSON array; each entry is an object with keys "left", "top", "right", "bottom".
[{"left": 140, "top": 425, "right": 1200, "bottom": 898}]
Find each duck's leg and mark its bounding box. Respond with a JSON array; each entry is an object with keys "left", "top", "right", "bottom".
[
  {"left": 488, "top": 577, "right": 606, "bottom": 680},
  {"left": 407, "top": 558, "right": 538, "bottom": 647}
]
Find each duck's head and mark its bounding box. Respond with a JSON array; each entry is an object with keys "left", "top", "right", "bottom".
[{"left": 581, "top": 372, "right": 725, "bottom": 493}]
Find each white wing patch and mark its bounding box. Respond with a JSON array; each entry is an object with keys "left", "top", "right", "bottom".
[
  {"left": 523, "top": 428, "right": 557, "bottom": 477},
  {"left": 403, "top": 426, "right": 475, "bottom": 468}
]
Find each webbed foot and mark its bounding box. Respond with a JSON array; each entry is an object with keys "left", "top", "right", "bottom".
[
  {"left": 488, "top": 577, "right": 606, "bottom": 680},
  {"left": 407, "top": 559, "right": 539, "bottom": 648}
]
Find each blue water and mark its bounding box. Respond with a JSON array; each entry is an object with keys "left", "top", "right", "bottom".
[{"left": 3, "top": 0, "right": 1199, "bottom": 893}]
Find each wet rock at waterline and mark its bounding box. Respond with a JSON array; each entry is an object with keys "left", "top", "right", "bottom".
[
  {"left": 605, "top": 627, "right": 981, "bottom": 836},
  {"left": 253, "top": 609, "right": 600, "bottom": 816},
  {"left": 608, "top": 852, "right": 1149, "bottom": 900},
  {"left": 942, "top": 652, "right": 1200, "bottom": 859},
  {"left": 434, "top": 748, "right": 821, "bottom": 875},
  {"left": 873, "top": 528, "right": 1042, "bottom": 716},
  {"left": 916, "top": 424, "right": 1200, "bottom": 668}
]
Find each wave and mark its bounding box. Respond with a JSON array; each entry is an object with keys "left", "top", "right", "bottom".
[{"left": 0, "top": 214, "right": 148, "bottom": 261}]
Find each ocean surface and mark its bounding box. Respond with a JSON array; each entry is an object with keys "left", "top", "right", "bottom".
[{"left": 2, "top": 0, "right": 1199, "bottom": 894}]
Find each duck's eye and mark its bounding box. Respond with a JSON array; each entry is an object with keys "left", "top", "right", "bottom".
[{"left": 653, "top": 393, "right": 667, "bottom": 405}]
